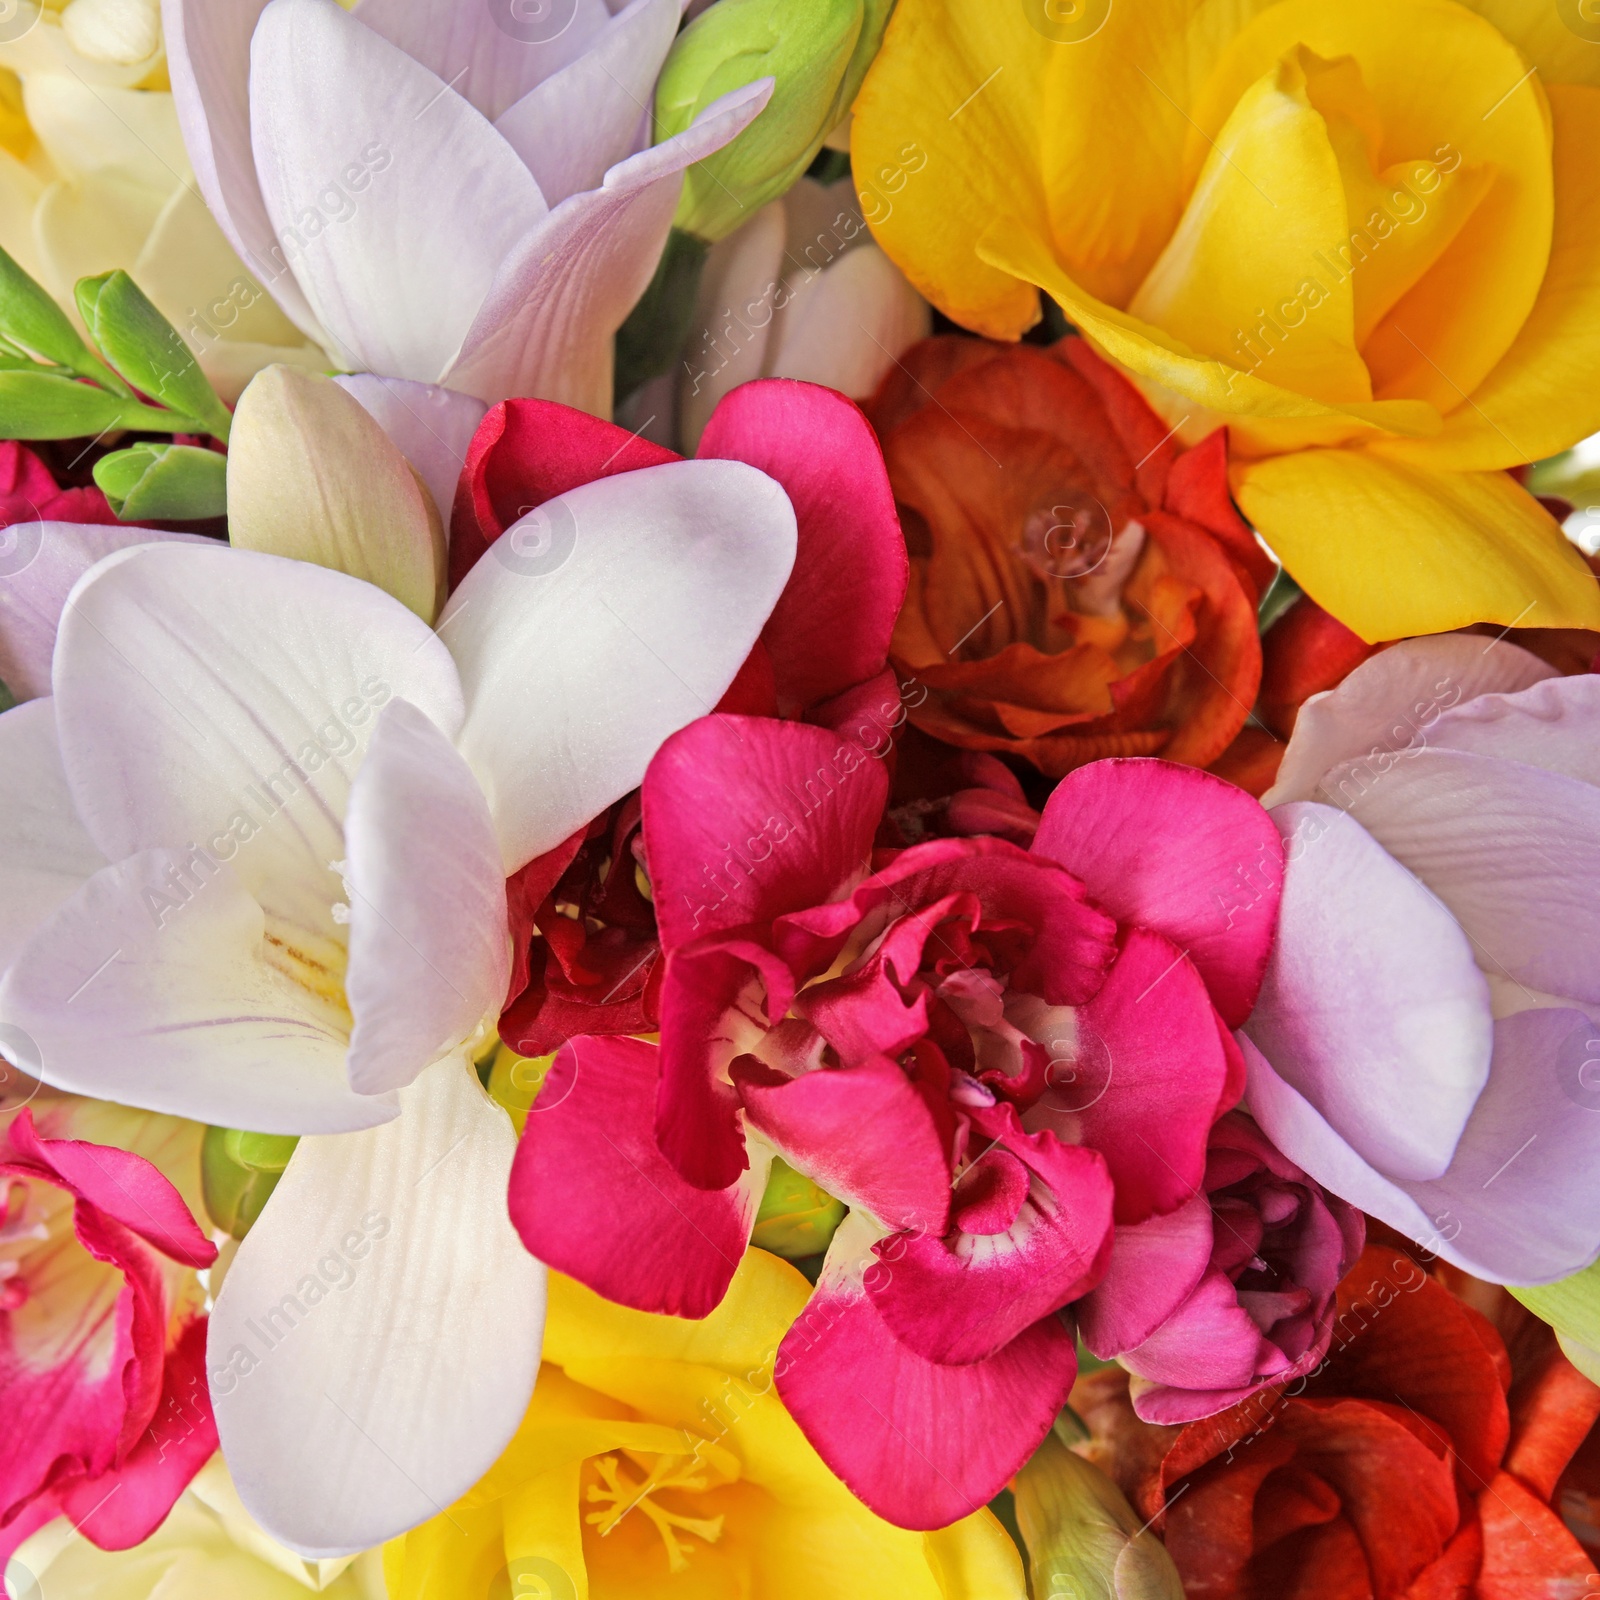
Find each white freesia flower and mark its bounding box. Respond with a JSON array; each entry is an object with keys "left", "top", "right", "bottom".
[
  {"left": 0, "top": 458, "right": 798, "bottom": 1556},
  {"left": 163, "top": 0, "right": 775, "bottom": 414}
]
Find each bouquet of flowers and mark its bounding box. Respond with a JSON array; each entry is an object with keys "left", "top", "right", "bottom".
[{"left": 2, "top": 1, "right": 1600, "bottom": 1595}]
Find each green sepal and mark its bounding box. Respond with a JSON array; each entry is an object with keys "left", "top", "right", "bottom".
[
  {"left": 201, "top": 1125, "right": 300, "bottom": 1240},
  {"left": 0, "top": 675, "right": 14, "bottom": 714},
  {"left": 0, "top": 244, "right": 130, "bottom": 395},
  {"left": 0, "top": 370, "right": 176, "bottom": 441},
  {"left": 614, "top": 227, "right": 711, "bottom": 402},
  {"left": 1257, "top": 566, "right": 1303, "bottom": 633},
  {"left": 94, "top": 443, "right": 228, "bottom": 521},
  {"left": 76, "top": 271, "right": 232, "bottom": 441},
  {"left": 750, "top": 1156, "right": 846, "bottom": 1259}
]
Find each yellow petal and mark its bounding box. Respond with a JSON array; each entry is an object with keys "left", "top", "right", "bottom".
[
  {"left": 924, "top": 1513, "right": 1030, "bottom": 1597},
  {"left": 0, "top": 142, "right": 45, "bottom": 282},
  {"left": 34, "top": 170, "right": 165, "bottom": 302},
  {"left": 1234, "top": 446, "right": 1600, "bottom": 641},
  {"left": 1454, "top": 0, "right": 1600, "bottom": 86},
  {"left": 850, "top": 0, "right": 1050, "bottom": 340},
  {"left": 1128, "top": 46, "right": 1372, "bottom": 407},
  {"left": 227, "top": 367, "right": 445, "bottom": 623},
  {"left": 1192, "top": 0, "right": 1554, "bottom": 415},
  {"left": 21, "top": 73, "right": 188, "bottom": 185},
  {"left": 1381, "top": 85, "right": 1600, "bottom": 472}
]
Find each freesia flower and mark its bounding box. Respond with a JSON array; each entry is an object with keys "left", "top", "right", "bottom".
[
  {"left": 678, "top": 174, "right": 928, "bottom": 449},
  {"left": 163, "top": 0, "right": 775, "bottom": 413},
  {"left": 383, "top": 1249, "right": 1027, "bottom": 1599},
  {"left": 0, "top": 420, "right": 798, "bottom": 1552},
  {"left": 1242, "top": 633, "right": 1600, "bottom": 1285},
  {"left": 448, "top": 377, "right": 908, "bottom": 1054},
  {"left": 0, "top": 1095, "right": 217, "bottom": 1568},
  {"left": 1087, "top": 1245, "right": 1600, "bottom": 1597},
  {"left": 1077, "top": 1110, "right": 1364, "bottom": 1426},
  {"left": 511, "top": 735, "right": 1287, "bottom": 1526},
  {"left": 0, "top": 440, "right": 116, "bottom": 540},
  {"left": 868, "top": 334, "right": 1273, "bottom": 777},
  {"left": 9, "top": 1454, "right": 388, "bottom": 1599},
  {"left": 851, "top": 1, "right": 1600, "bottom": 643},
  {"left": 0, "top": 2, "right": 325, "bottom": 402}
]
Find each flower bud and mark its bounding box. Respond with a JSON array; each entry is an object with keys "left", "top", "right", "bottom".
[
  {"left": 1013, "top": 1429, "right": 1185, "bottom": 1600},
  {"left": 656, "top": 0, "right": 893, "bottom": 243},
  {"left": 750, "top": 1156, "right": 845, "bottom": 1258},
  {"left": 201, "top": 1125, "right": 299, "bottom": 1240},
  {"left": 61, "top": 0, "right": 162, "bottom": 67},
  {"left": 94, "top": 442, "right": 227, "bottom": 522}
]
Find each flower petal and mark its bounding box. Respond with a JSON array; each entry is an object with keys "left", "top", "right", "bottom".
[
  {"left": 1426, "top": 672, "right": 1600, "bottom": 791},
  {"left": 442, "top": 80, "right": 773, "bottom": 411},
  {"left": 249, "top": 0, "right": 550, "bottom": 382},
  {"left": 493, "top": 0, "right": 680, "bottom": 208},
  {"left": 1075, "top": 1193, "right": 1213, "bottom": 1357},
  {"left": 0, "top": 848, "right": 387, "bottom": 1133},
  {"left": 0, "top": 698, "right": 106, "bottom": 972},
  {"left": 52, "top": 542, "right": 463, "bottom": 950},
  {"left": 210, "top": 1054, "right": 545, "bottom": 1557},
  {"left": 775, "top": 1213, "right": 1078, "bottom": 1531},
  {"left": 697, "top": 379, "right": 908, "bottom": 714},
  {"left": 343, "top": 700, "right": 508, "bottom": 1096},
  {"left": 332, "top": 374, "right": 488, "bottom": 534},
  {"left": 643, "top": 713, "right": 887, "bottom": 951},
  {"left": 1034, "top": 758, "right": 1285, "bottom": 1028},
  {"left": 0, "top": 522, "right": 207, "bottom": 705},
  {"left": 441, "top": 460, "right": 796, "bottom": 873},
  {"left": 1266, "top": 634, "right": 1557, "bottom": 806},
  {"left": 1246, "top": 803, "right": 1491, "bottom": 1183},
  {"left": 508, "top": 1035, "right": 764, "bottom": 1318}
]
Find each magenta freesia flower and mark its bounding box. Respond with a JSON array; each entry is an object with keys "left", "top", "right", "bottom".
[
  {"left": 0, "top": 1104, "right": 217, "bottom": 1566},
  {"left": 1243, "top": 635, "right": 1600, "bottom": 1285},
  {"left": 1077, "top": 1110, "right": 1364, "bottom": 1426},
  {"left": 509, "top": 729, "right": 1287, "bottom": 1526}
]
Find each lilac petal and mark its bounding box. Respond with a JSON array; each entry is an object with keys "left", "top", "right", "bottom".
[
  {"left": 332, "top": 375, "right": 487, "bottom": 524},
  {"left": 1427, "top": 673, "right": 1600, "bottom": 790}
]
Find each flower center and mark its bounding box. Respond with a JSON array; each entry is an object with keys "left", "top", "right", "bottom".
[{"left": 585, "top": 1450, "right": 727, "bottom": 1575}]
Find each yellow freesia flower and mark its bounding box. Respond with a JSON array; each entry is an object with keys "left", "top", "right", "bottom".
[
  {"left": 852, "top": 0, "right": 1600, "bottom": 642},
  {"left": 383, "top": 1250, "right": 1026, "bottom": 1600}
]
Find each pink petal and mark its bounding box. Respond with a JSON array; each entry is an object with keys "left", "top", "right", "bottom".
[
  {"left": 1118, "top": 1268, "right": 1267, "bottom": 1397},
  {"left": 1246, "top": 803, "right": 1492, "bottom": 1183},
  {"left": 1075, "top": 1193, "right": 1213, "bottom": 1357},
  {"left": 1033, "top": 758, "right": 1285, "bottom": 1028},
  {"left": 866, "top": 1115, "right": 1113, "bottom": 1365},
  {"left": 732, "top": 1053, "right": 951, "bottom": 1234},
  {"left": 1423, "top": 671, "right": 1600, "bottom": 789},
  {"left": 508, "top": 1036, "right": 760, "bottom": 1318},
  {"left": 643, "top": 714, "right": 887, "bottom": 950},
  {"left": 776, "top": 1220, "right": 1078, "bottom": 1531},
  {"left": 697, "top": 380, "right": 908, "bottom": 713},
  {"left": 1266, "top": 635, "right": 1557, "bottom": 806}
]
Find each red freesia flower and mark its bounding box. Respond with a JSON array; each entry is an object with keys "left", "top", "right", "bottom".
[
  {"left": 0, "top": 1106, "right": 217, "bottom": 1566},
  {"left": 508, "top": 720, "right": 1287, "bottom": 1528}
]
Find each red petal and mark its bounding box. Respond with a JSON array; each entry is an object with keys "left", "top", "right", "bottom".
[{"left": 1476, "top": 1470, "right": 1600, "bottom": 1597}]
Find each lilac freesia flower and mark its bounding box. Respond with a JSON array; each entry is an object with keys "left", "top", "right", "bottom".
[
  {"left": 162, "top": 0, "right": 773, "bottom": 412},
  {"left": 1242, "top": 634, "right": 1600, "bottom": 1286}
]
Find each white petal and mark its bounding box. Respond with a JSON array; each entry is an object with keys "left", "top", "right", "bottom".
[
  {"left": 1264, "top": 634, "right": 1557, "bottom": 806},
  {"left": 332, "top": 374, "right": 487, "bottom": 529},
  {"left": 210, "top": 1054, "right": 545, "bottom": 1556},
  {"left": 162, "top": 0, "right": 326, "bottom": 339},
  {"left": 249, "top": 0, "right": 549, "bottom": 382},
  {"left": 52, "top": 542, "right": 463, "bottom": 950},
  {"left": 352, "top": 0, "right": 611, "bottom": 122},
  {"left": 1245, "top": 803, "right": 1492, "bottom": 1182},
  {"left": 0, "top": 848, "right": 389, "bottom": 1134},
  {"left": 442, "top": 79, "right": 773, "bottom": 410},
  {"left": 0, "top": 521, "right": 208, "bottom": 703},
  {"left": 493, "top": 0, "right": 679, "bottom": 208},
  {"left": 441, "top": 458, "right": 796, "bottom": 872},
  {"left": 0, "top": 698, "right": 106, "bottom": 972},
  {"left": 1331, "top": 747, "right": 1600, "bottom": 1011},
  {"left": 343, "top": 701, "right": 509, "bottom": 1095},
  {"left": 22, "top": 73, "right": 190, "bottom": 189}
]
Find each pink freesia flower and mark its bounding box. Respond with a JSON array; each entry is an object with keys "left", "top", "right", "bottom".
[
  {"left": 509, "top": 733, "right": 1285, "bottom": 1526},
  {"left": 1077, "top": 1110, "right": 1364, "bottom": 1426},
  {"left": 456, "top": 380, "right": 910, "bottom": 1056},
  {"left": 0, "top": 1104, "right": 217, "bottom": 1566},
  {"left": 1243, "top": 634, "right": 1600, "bottom": 1285},
  {"left": 163, "top": 0, "right": 771, "bottom": 412}
]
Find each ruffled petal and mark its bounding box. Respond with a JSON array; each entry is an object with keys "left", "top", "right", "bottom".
[{"left": 1075, "top": 1193, "right": 1213, "bottom": 1357}]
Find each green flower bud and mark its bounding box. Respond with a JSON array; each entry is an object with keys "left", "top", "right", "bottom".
[
  {"left": 750, "top": 1157, "right": 846, "bottom": 1259},
  {"left": 201, "top": 1126, "right": 300, "bottom": 1240},
  {"left": 656, "top": 0, "right": 894, "bottom": 243},
  {"left": 94, "top": 443, "right": 228, "bottom": 522},
  {"left": 0, "top": 244, "right": 130, "bottom": 395},
  {"left": 75, "top": 271, "right": 233, "bottom": 441},
  {"left": 1013, "top": 1428, "right": 1186, "bottom": 1600}
]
